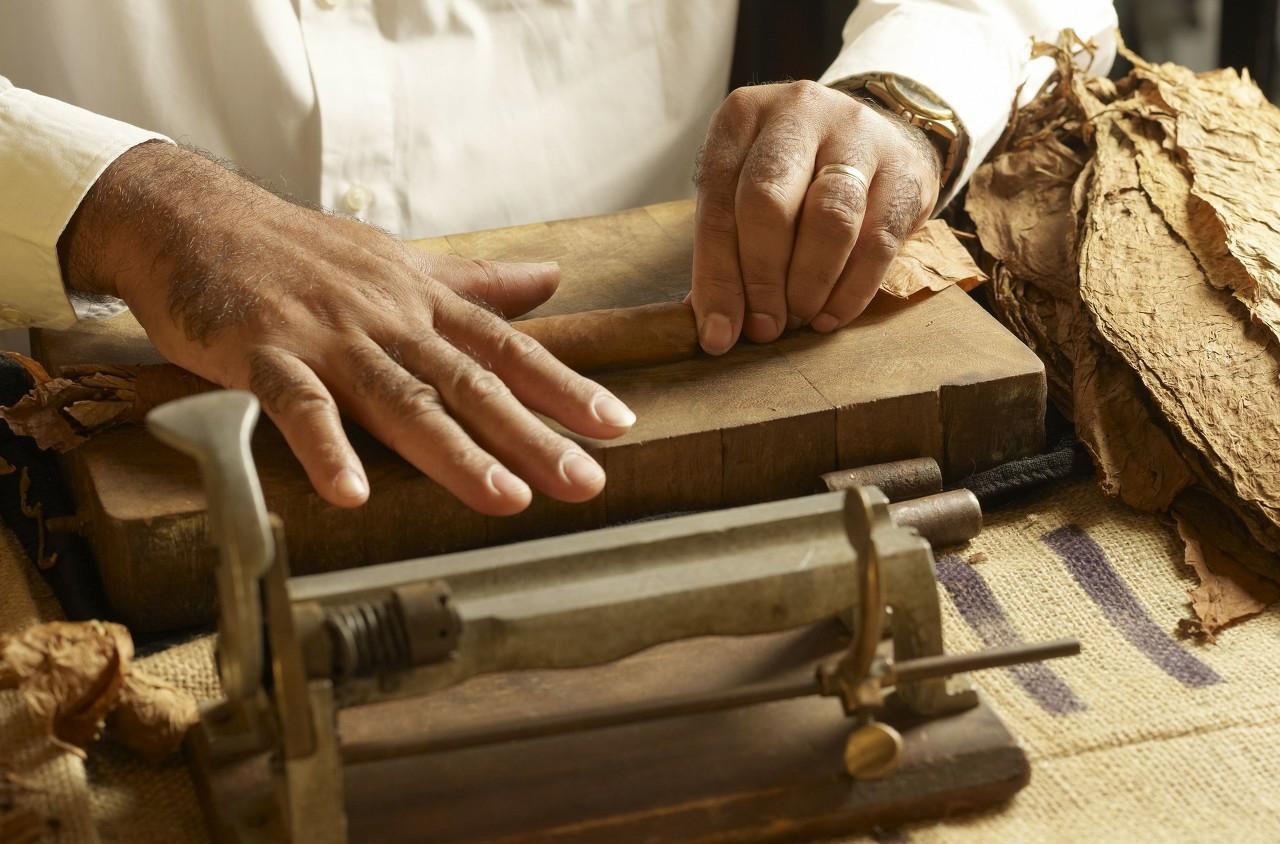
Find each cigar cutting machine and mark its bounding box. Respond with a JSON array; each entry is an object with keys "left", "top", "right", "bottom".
[{"left": 148, "top": 391, "right": 1078, "bottom": 844}]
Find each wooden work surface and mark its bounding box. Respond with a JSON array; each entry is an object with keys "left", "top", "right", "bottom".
[
  {"left": 192, "top": 623, "right": 1029, "bottom": 843},
  {"left": 33, "top": 200, "right": 1045, "bottom": 631}
]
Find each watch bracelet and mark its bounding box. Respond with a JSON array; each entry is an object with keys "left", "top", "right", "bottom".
[{"left": 833, "top": 80, "right": 963, "bottom": 199}]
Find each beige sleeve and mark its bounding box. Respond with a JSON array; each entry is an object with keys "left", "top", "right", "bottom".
[{"left": 0, "top": 75, "right": 170, "bottom": 328}]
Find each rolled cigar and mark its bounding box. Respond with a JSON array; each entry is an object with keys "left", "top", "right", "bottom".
[
  {"left": 820, "top": 457, "right": 943, "bottom": 502},
  {"left": 514, "top": 302, "right": 698, "bottom": 373},
  {"left": 888, "top": 490, "right": 982, "bottom": 549},
  {"left": 9, "top": 303, "right": 703, "bottom": 450}
]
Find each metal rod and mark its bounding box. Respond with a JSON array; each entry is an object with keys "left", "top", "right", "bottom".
[
  {"left": 340, "top": 638, "right": 1080, "bottom": 766},
  {"left": 892, "top": 639, "right": 1080, "bottom": 684}
]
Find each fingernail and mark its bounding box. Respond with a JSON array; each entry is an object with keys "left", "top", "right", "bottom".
[
  {"left": 786, "top": 314, "right": 804, "bottom": 331},
  {"left": 560, "top": 451, "right": 605, "bottom": 488},
  {"left": 745, "top": 312, "right": 781, "bottom": 342},
  {"left": 700, "top": 313, "right": 734, "bottom": 355},
  {"left": 487, "top": 465, "right": 531, "bottom": 499},
  {"left": 333, "top": 468, "right": 369, "bottom": 503},
  {"left": 811, "top": 313, "right": 839, "bottom": 333},
  {"left": 592, "top": 393, "right": 636, "bottom": 428}
]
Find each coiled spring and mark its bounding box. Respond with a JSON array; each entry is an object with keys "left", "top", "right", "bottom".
[
  {"left": 325, "top": 596, "right": 412, "bottom": 679},
  {"left": 322, "top": 581, "right": 461, "bottom": 680}
]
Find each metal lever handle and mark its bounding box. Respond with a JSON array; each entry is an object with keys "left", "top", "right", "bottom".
[{"left": 147, "top": 390, "right": 274, "bottom": 701}]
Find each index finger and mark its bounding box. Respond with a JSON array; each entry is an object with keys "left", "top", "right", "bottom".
[{"left": 691, "top": 89, "right": 759, "bottom": 355}]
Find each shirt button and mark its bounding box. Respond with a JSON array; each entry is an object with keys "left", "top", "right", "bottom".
[{"left": 342, "top": 184, "right": 373, "bottom": 214}]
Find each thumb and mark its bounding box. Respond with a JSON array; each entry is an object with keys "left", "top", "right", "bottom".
[{"left": 418, "top": 253, "right": 561, "bottom": 318}]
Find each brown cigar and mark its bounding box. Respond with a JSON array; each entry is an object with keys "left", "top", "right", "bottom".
[
  {"left": 513, "top": 302, "right": 698, "bottom": 373},
  {"left": 8, "top": 302, "right": 703, "bottom": 450}
]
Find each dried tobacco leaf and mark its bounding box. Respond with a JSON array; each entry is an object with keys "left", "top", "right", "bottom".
[
  {"left": 0, "top": 358, "right": 216, "bottom": 452},
  {"left": 1076, "top": 117, "right": 1280, "bottom": 550},
  {"left": 1128, "top": 59, "right": 1280, "bottom": 342},
  {"left": 1115, "top": 110, "right": 1262, "bottom": 304},
  {"left": 64, "top": 400, "right": 131, "bottom": 429},
  {"left": 0, "top": 379, "right": 91, "bottom": 452},
  {"left": 1176, "top": 512, "right": 1280, "bottom": 633},
  {"left": 968, "top": 33, "right": 1280, "bottom": 600},
  {"left": 1067, "top": 305, "right": 1194, "bottom": 512},
  {"left": 988, "top": 265, "right": 1075, "bottom": 411},
  {"left": 1172, "top": 487, "right": 1280, "bottom": 590},
  {"left": 0, "top": 621, "right": 199, "bottom": 761},
  {"left": 966, "top": 140, "right": 1082, "bottom": 300},
  {"left": 107, "top": 670, "right": 200, "bottom": 762},
  {"left": 879, "top": 219, "right": 987, "bottom": 298},
  {"left": 0, "top": 621, "right": 133, "bottom": 755}
]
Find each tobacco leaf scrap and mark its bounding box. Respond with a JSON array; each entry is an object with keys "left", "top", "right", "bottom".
[
  {"left": 0, "top": 355, "right": 216, "bottom": 453},
  {"left": 107, "top": 670, "right": 201, "bottom": 763},
  {"left": 879, "top": 219, "right": 987, "bottom": 299},
  {"left": 1176, "top": 512, "right": 1280, "bottom": 634},
  {"left": 0, "top": 621, "right": 198, "bottom": 760},
  {"left": 0, "top": 378, "right": 92, "bottom": 452},
  {"left": 0, "top": 620, "right": 132, "bottom": 755}
]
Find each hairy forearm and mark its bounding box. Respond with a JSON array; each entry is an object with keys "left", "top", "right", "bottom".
[
  {"left": 56, "top": 142, "right": 313, "bottom": 345},
  {"left": 60, "top": 141, "right": 189, "bottom": 299}
]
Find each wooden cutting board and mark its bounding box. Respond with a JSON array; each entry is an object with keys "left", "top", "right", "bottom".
[{"left": 33, "top": 200, "right": 1045, "bottom": 631}]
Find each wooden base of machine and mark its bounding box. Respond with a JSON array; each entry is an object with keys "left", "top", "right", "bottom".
[{"left": 191, "top": 623, "right": 1029, "bottom": 843}]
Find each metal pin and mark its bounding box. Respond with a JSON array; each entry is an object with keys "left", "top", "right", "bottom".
[{"left": 888, "top": 490, "right": 983, "bottom": 548}]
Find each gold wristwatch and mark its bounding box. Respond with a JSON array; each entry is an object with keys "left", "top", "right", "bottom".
[{"left": 841, "top": 73, "right": 966, "bottom": 196}]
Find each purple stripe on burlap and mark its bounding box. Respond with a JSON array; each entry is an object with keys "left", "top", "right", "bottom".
[
  {"left": 935, "top": 555, "right": 1086, "bottom": 715},
  {"left": 1043, "top": 525, "right": 1221, "bottom": 688}
]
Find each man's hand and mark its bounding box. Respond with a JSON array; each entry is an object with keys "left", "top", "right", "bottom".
[
  {"left": 58, "top": 142, "right": 636, "bottom": 514},
  {"left": 691, "top": 81, "right": 942, "bottom": 353}
]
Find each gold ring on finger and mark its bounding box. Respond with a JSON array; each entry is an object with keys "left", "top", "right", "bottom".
[{"left": 815, "top": 163, "right": 870, "bottom": 192}]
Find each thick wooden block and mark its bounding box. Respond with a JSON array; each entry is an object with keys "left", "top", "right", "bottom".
[{"left": 34, "top": 200, "right": 1045, "bottom": 631}]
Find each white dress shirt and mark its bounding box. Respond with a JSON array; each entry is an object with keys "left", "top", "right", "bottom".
[{"left": 0, "top": 0, "right": 1116, "bottom": 329}]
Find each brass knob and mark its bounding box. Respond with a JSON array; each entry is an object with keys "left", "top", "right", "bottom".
[{"left": 843, "top": 722, "right": 903, "bottom": 780}]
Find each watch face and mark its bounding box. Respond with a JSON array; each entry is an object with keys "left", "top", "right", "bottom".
[{"left": 886, "top": 76, "right": 953, "bottom": 121}]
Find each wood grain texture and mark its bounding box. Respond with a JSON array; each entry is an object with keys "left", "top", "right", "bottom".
[{"left": 33, "top": 200, "right": 1045, "bottom": 631}]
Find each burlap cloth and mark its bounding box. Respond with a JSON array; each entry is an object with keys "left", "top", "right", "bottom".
[{"left": 3, "top": 479, "right": 1278, "bottom": 842}]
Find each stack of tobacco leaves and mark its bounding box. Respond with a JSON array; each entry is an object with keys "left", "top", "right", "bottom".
[{"left": 965, "top": 33, "right": 1280, "bottom": 637}]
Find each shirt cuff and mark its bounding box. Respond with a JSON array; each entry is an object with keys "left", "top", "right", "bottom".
[
  {"left": 819, "top": 2, "right": 1116, "bottom": 209},
  {"left": 0, "top": 77, "right": 170, "bottom": 329}
]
